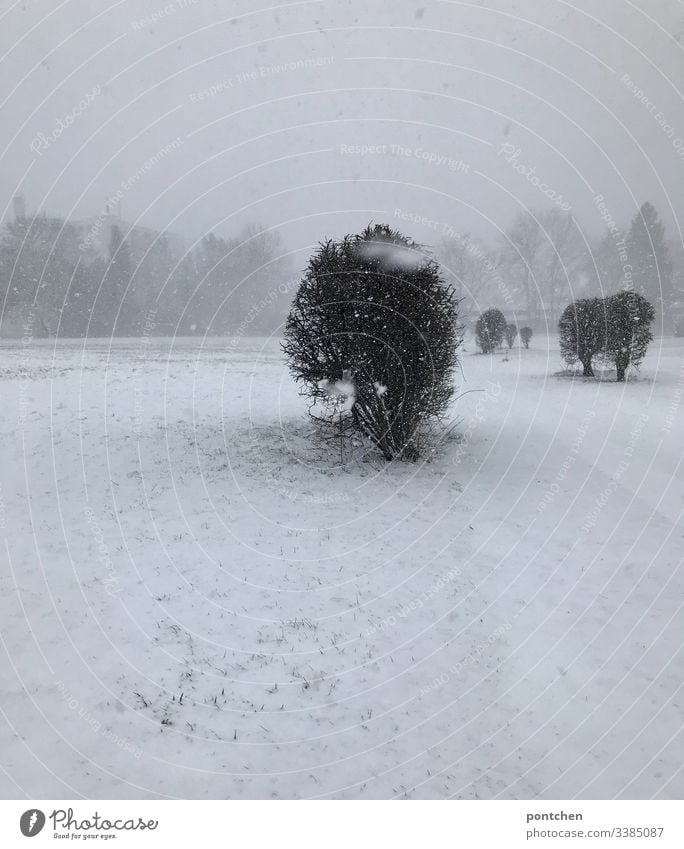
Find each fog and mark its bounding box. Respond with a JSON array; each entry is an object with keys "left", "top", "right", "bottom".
[{"left": 0, "top": 0, "right": 682, "bottom": 334}]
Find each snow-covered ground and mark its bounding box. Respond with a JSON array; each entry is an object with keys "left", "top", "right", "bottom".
[{"left": 1, "top": 333, "right": 682, "bottom": 800}]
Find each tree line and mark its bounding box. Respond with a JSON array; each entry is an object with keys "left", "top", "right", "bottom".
[
  {"left": 436, "top": 202, "right": 680, "bottom": 331},
  {"left": 1, "top": 199, "right": 679, "bottom": 339},
  {"left": 0, "top": 213, "right": 292, "bottom": 338}
]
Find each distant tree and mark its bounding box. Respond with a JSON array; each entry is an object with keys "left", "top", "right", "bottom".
[
  {"left": 586, "top": 227, "right": 627, "bottom": 295},
  {"left": 0, "top": 209, "right": 287, "bottom": 337},
  {"left": 0, "top": 214, "right": 93, "bottom": 337},
  {"left": 626, "top": 202, "right": 672, "bottom": 323},
  {"left": 60, "top": 255, "right": 107, "bottom": 338},
  {"left": 603, "top": 290, "right": 654, "bottom": 382},
  {"left": 179, "top": 224, "right": 291, "bottom": 336},
  {"left": 505, "top": 323, "right": 518, "bottom": 349},
  {"left": 539, "top": 209, "right": 586, "bottom": 321},
  {"left": 475, "top": 308, "right": 507, "bottom": 353},
  {"left": 227, "top": 224, "right": 291, "bottom": 333},
  {"left": 282, "top": 224, "right": 461, "bottom": 461},
  {"left": 500, "top": 209, "right": 585, "bottom": 323},
  {"left": 558, "top": 297, "right": 608, "bottom": 377},
  {"left": 97, "top": 224, "right": 136, "bottom": 335},
  {"left": 188, "top": 232, "right": 231, "bottom": 333},
  {"left": 502, "top": 212, "right": 544, "bottom": 321},
  {"left": 437, "top": 233, "right": 499, "bottom": 322},
  {"left": 669, "top": 240, "right": 684, "bottom": 314},
  {"left": 157, "top": 251, "right": 197, "bottom": 335},
  {"left": 519, "top": 326, "right": 533, "bottom": 348}
]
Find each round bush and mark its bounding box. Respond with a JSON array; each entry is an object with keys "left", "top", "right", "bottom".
[
  {"left": 475, "top": 308, "right": 507, "bottom": 353},
  {"left": 558, "top": 297, "right": 608, "bottom": 377},
  {"left": 282, "top": 224, "right": 461, "bottom": 460}
]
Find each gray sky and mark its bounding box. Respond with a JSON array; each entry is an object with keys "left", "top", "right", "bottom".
[{"left": 1, "top": 0, "right": 682, "bottom": 266}]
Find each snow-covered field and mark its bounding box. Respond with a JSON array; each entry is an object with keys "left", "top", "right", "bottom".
[{"left": 1, "top": 333, "right": 682, "bottom": 800}]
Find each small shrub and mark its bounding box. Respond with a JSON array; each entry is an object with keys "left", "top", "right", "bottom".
[
  {"left": 519, "top": 326, "right": 533, "bottom": 348},
  {"left": 505, "top": 323, "right": 518, "bottom": 349},
  {"left": 558, "top": 297, "right": 607, "bottom": 377},
  {"left": 282, "top": 224, "right": 461, "bottom": 460},
  {"left": 603, "top": 290, "right": 654, "bottom": 381},
  {"left": 475, "top": 308, "right": 507, "bottom": 353}
]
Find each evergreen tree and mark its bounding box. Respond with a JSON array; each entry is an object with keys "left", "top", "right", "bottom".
[
  {"left": 587, "top": 228, "right": 627, "bottom": 295},
  {"left": 519, "top": 326, "right": 533, "bottom": 348},
  {"left": 627, "top": 202, "right": 672, "bottom": 323}
]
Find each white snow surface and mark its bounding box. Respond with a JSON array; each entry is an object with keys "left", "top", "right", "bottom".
[{"left": 0, "top": 334, "right": 682, "bottom": 800}]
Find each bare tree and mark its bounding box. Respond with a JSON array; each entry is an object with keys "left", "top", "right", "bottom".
[
  {"left": 437, "top": 233, "right": 500, "bottom": 322},
  {"left": 501, "top": 210, "right": 544, "bottom": 322},
  {"left": 501, "top": 209, "right": 585, "bottom": 324},
  {"left": 539, "top": 209, "right": 586, "bottom": 321}
]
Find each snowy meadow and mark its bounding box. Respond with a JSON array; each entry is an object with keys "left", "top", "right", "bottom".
[{"left": 1, "top": 333, "right": 682, "bottom": 799}]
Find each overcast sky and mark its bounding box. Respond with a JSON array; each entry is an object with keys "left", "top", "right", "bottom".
[{"left": 1, "top": 0, "right": 682, "bottom": 267}]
